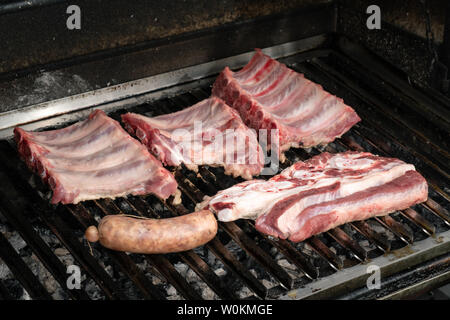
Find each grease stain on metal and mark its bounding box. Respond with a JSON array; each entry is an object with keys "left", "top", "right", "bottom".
[
  {"left": 385, "top": 245, "right": 416, "bottom": 261},
  {"left": 434, "top": 236, "right": 444, "bottom": 244},
  {"left": 287, "top": 290, "right": 298, "bottom": 299}
]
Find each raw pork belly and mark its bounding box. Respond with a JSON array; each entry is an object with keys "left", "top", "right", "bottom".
[
  {"left": 212, "top": 49, "right": 361, "bottom": 153},
  {"left": 197, "top": 151, "right": 428, "bottom": 243},
  {"left": 121, "top": 97, "right": 264, "bottom": 180},
  {"left": 14, "top": 110, "right": 178, "bottom": 204}
]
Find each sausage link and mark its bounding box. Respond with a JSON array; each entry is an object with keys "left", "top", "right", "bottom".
[{"left": 85, "top": 210, "right": 217, "bottom": 254}]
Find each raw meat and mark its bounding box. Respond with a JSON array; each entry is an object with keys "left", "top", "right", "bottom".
[
  {"left": 197, "top": 151, "right": 428, "bottom": 242},
  {"left": 212, "top": 49, "right": 361, "bottom": 154},
  {"left": 121, "top": 97, "right": 264, "bottom": 180},
  {"left": 14, "top": 110, "right": 178, "bottom": 204}
]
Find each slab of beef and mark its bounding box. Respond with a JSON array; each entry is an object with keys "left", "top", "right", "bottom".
[
  {"left": 212, "top": 49, "right": 361, "bottom": 154},
  {"left": 14, "top": 110, "right": 178, "bottom": 204},
  {"left": 197, "top": 151, "right": 428, "bottom": 243},
  {"left": 121, "top": 97, "right": 264, "bottom": 180}
]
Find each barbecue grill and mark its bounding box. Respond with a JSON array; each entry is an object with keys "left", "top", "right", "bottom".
[{"left": 0, "top": 0, "right": 449, "bottom": 300}]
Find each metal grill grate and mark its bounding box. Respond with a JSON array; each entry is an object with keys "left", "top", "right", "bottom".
[{"left": 0, "top": 43, "right": 448, "bottom": 300}]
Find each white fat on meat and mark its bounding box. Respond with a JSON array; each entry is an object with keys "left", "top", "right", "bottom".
[
  {"left": 14, "top": 110, "right": 178, "bottom": 204},
  {"left": 200, "top": 151, "right": 426, "bottom": 243},
  {"left": 212, "top": 49, "right": 361, "bottom": 151},
  {"left": 121, "top": 97, "right": 264, "bottom": 180}
]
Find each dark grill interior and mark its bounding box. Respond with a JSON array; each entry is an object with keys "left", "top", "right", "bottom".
[{"left": 0, "top": 41, "right": 449, "bottom": 300}]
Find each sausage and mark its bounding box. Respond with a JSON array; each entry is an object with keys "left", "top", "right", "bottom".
[{"left": 85, "top": 210, "right": 217, "bottom": 254}]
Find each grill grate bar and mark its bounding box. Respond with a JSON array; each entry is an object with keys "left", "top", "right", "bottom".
[
  {"left": 188, "top": 90, "right": 212, "bottom": 103},
  {"left": 123, "top": 196, "right": 238, "bottom": 300},
  {"left": 175, "top": 250, "right": 233, "bottom": 299},
  {"left": 220, "top": 221, "right": 294, "bottom": 289},
  {"left": 306, "top": 58, "right": 450, "bottom": 174},
  {"left": 37, "top": 206, "right": 127, "bottom": 299},
  {"left": 349, "top": 221, "right": 391, "bottom": 252},
  {"left": 352, "top": 124, "right": 449, "bottom": 202},
  {"left": 327, "top": 49, "right": 450, "bottom": 154},
  {"left": 293, "top": 60, "right": 449, "bottom": 198},
  {"left": 201, "top": 237, "right": 267, "bottom": 298},
  {"left": 326, "top": 228, "right": 367, "bottom": 262},
  {"left": 93, "top": 198, "right": 202, "bottom": 300},
  {"left": 259, "top": 234, "right": 318, "bottom": 280},
  {"left": 304, "top": 236, "right": 343, "bottom": 271},
  {"left": 0, "top": 195, "right": 90, "bottom": 300},
  {"left": 172, "top": 171, "right": 294, "bottom": 290},
  {"left": 161, "top": 196, "right": 268, "bottom": 299},
  {"left": 374, "top": 216, "right": 413, "bottom": 245},
  {"left": 166, "top": 88, "right": 402, "bottom": 273},
  {"left": 244, "top": 219, "right": 318, "bottom": 280},
  {"left": 424, "top": 199, "right": 450, "bottom": 227},
  {"left": 0, "top": 231, "right": 52, "bottom": 300},
  {"left": 400, "top": 208, "right": 436, "bottom": 236},
  {"left": 148, "top": 254, "right": 202, "bottom": 300},
  {"left": 169, "top": 170, "right": 297, "bottom": 291},
  {"left": 191, "top": 166, "right": 319, "bottom": 280},
  {"left": 64, "top": 203, "right": 167, "bottom": 300},
  {"left": 0, "top": 141, "right": 126, "bottom": 300}
]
